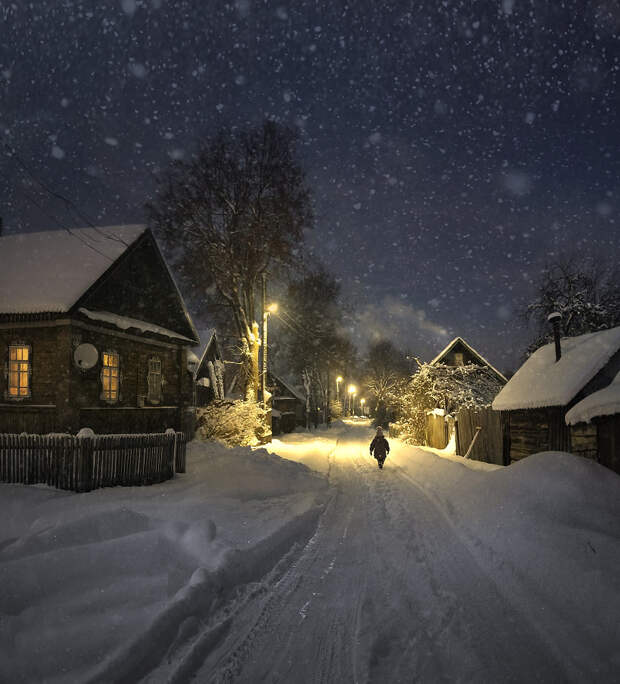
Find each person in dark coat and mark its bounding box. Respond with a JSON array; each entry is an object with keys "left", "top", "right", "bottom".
[{"left": 370, "top": 426, "right": 390, "bottom": 469}]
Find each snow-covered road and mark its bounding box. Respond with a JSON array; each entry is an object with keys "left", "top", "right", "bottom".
[
  {"left": 156, "top": 421, "right": 614, "bottom": 683},
  {"left": 2, "top": 420, "right": 619, "bottom": 683}
]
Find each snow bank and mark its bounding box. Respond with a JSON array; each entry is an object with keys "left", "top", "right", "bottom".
[
  {"left": 493, "top": 327, "right": 620, "bottom": 411},
  {"left": 565, "top": 370, "right": 620, "bottom": 425},
  {"left": 390, "top": 443, "right": 620, "bottom": 676},
  {"left": 0, "top": 440, "right": 327, "bottom": 683}
]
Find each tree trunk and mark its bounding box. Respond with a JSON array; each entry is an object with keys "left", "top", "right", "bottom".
[{"left": 244, "top": 321, "right": 261, "bottom": 402}]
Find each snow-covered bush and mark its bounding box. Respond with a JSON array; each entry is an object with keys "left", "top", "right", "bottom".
[
  {"left": 392, "top": 363, "right": 504, "bottom": 445},
  {"left": 196, "top": 400, "right": 269, "bottom": 447}
]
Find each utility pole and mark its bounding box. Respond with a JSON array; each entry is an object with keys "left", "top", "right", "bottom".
[{"left": 261, "top": 273, "right": 267, "bottom": 408}]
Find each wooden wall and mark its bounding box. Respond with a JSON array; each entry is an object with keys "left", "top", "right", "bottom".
[{"left": 456, "top": 408, "right": 504, "bottom": 465}]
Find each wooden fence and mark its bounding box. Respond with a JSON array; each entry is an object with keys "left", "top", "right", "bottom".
[
  {"left": 0, "top": 431, "right": 187, "bottom": 492},
  {"left": 455, "top": 408, "right": 505, "bottom": 465},
  {"left": 425, "top": 412, "right": 450, "bottom": 449}
]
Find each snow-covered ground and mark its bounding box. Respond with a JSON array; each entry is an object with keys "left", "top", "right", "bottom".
[{"left": 1, "top": 420, "right": 619, "bottom": 682}]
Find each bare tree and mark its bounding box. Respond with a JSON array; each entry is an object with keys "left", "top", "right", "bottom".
[
  {"left": 522, "top": 254, "right": 620, "bottom": 354},
  {"left": 363, "top": 340, "right": 410, "bottom": 427},
  {"left": 148, "top": 121, "right": 313, "bottom": 399}
]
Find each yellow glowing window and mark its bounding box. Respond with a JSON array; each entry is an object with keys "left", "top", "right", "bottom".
[
  {"left": 102, "top": 351, "right": 120, "bottom": 402},
  {"left": 8, "top": 345, "right": 31, "bottom": 398}
]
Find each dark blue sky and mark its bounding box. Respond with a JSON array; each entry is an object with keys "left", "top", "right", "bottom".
[{"left": 2, "top": 1, "right": 619, "bottom": 371}]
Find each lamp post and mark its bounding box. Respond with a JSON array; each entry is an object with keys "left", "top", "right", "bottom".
[
  {"left": 262, "top": 302, "right": 278, "bottom": 409},
  {"left": 360, "top": 398, "right": 366, "bottom": 416},
  {"left": 347, "top": 384, "right": 356, "bottom": 416},
  {"left": 336, "top": 375, "right": 343, "bottom": 411}
]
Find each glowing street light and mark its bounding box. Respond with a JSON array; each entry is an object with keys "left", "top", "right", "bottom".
[
  {"left": 360, "top": 398, "right": 366, "bottom": 415},
  {"left": 336, "top": 375, "right": 343, "bottom": 405}
]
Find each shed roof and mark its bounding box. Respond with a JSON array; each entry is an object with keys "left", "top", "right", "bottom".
[
  {"left": 565, "top": 371, "right": 620, "bottom": 425},
  {"left": 492, "top": 327, "right": 620, "bottom": 412},
  {"left": 0, "top": 225, "right": 146, "bottom": 313},
  {"left": 429, "top": 336, "right": 507, "bottom": 383}
]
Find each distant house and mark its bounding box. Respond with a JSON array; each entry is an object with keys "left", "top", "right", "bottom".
[
  {"left": 430, "top": 336, "right": 508, "bottom": 383},
  {"left": 268, "top": 372, "right": 307, "bottom": 434},
  {"left": 565, "top": 371, "right": 620, "bottom": 475},
  {"left": 424, "top": 337, "right": 507, "bottom": 454},
  {"left": 492, "top": 326, "right": 620, "bottom": 468},
  {"left": 193, "top": 330, "right": 225, "bottom": 406},
  {"left": 0, "top": 226, "right": 199, "bottom": 435}
]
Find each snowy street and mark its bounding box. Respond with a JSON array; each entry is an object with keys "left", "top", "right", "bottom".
[
  {"left": 2, "top": 420, "right": 620, "bottom": 683},
  {"left": 187, "top": 421, "right": 568, "bottom": 683}
]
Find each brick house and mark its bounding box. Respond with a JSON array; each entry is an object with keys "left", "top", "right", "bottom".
[{"left": 0, "top": 225, "right": 200, "bottom": 435}]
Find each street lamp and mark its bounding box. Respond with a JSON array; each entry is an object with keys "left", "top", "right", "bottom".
[
  {"left": 336, "top": 375, "right": 343, "bottom": 408},
  {"left": 347, "top": 384, "right": 356, "bottom": 416},
  {"left": 262, "top": 302, "right": 278, "bottom": 408},
  {"left": 360, "top": 398, "right": 366, "bottom": 416}
]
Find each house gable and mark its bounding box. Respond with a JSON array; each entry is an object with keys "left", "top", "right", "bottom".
[
  {"left": 430, "top": 337, "right": 507, "bottom": 383},
  {"left": 74, "top": 230, "right": 198, "bottom": 344},
  {"left": 196, "top": 332, "right": 223, "bottom": 381}
]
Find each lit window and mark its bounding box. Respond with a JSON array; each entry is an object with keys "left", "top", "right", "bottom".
[
  {"left": 8, "top": 345, "right": 31, "bottom": 398},
  {"left": 454, "top": 352, "right": 464, "bottom": 366},
  {"left": 147, "top": 357, "right": 162, "bottom": 404},
  {"left": 101, "top": 351, "right": 120, "bottom": 402}
]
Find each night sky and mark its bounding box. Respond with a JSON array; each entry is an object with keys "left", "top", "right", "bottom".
[{"left": 2, "top": 1, "right": 619, "bottom": 372}]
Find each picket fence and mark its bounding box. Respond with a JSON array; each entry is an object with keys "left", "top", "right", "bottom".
[{"left": 0, "top": 431, "right": 187, "bottom": 492}]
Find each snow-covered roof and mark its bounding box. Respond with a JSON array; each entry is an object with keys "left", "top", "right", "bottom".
[
  {"left": 272, "top": 374, "right": 306, "bottom": 403},
  {"left": 78, "top": 308, "right": 195, "bottom": 343},
  {"left": 0, "top": 225, "right": 146, "bottom": 313},
  {"left": 565, "top": 371, "right": 620, "bottom": 425},
  {"left": 429, "top": 336, "right": 507, "bottom": 383},
  {"left": 493, "top": 327, "right": 620, "bottom": 411}
]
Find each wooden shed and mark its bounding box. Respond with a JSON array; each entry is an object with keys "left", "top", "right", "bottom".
[
  {"left": 565, "top": 371, "right": 620, "bottom": 475},
  {"left": 267, "top": 372, "right": 307, "bottom": 433},
  {"left": 492, "top": 327, "right": 620, "bottom": 468},
  {"left": 0, "top": 226, "right": 199, "bottom": 435},
  {"left": 193, "top": 329, "right": 225, "bottom": 406}
]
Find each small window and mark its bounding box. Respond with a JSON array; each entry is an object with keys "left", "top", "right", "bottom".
[
  {"left": 8, "top": 345, "right": 31, "bottom": 398},
  {"left": 101, "top": 351, "right": 120, "bottom": 402},
  {"left": 454, "top": 352, "right": 464, "bottom": 366},
  {"left": 147, "top": 357, "right": 162, "bottom": 404}
]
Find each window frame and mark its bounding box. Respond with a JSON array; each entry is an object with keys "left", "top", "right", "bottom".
[
  {"left": 100, "top": 350, "right": 120, "bottom": 404},
  {"left": 146, "top": 356, "right": 163, "bottom": 405},
  {"left": 6, "top": 343, "right": 32, "bottom": 400}
]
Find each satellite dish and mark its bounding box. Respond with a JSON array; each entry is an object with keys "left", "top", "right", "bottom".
[{"left": 74, "top": 343, "right": 98, "bottom": 369}]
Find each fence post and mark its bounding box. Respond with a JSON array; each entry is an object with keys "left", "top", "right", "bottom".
[
  {"left": 175, "top": 432, "right": 186, "bottom": 474},
  {"left": 78, "top": 436, "right": 94, "bottom": 492},
  {"left": 165, "top": 428, "right": 176, "bottom": 479}
]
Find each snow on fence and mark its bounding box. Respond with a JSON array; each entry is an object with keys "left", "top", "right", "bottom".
[{"left": 0, "top": 431, "right": 187, "bottom": 492}]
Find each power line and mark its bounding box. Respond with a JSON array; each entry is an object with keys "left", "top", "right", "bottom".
[
  {"left": 2, "top": 141, "right": 130, "bottom": 248},
  {"left": 14, "top": 185, "right": 114, "bottom": 261}
]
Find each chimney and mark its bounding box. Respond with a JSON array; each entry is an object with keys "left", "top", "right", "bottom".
[{"left": 547, "top": 312, "right": 562, "bottom": 362}]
